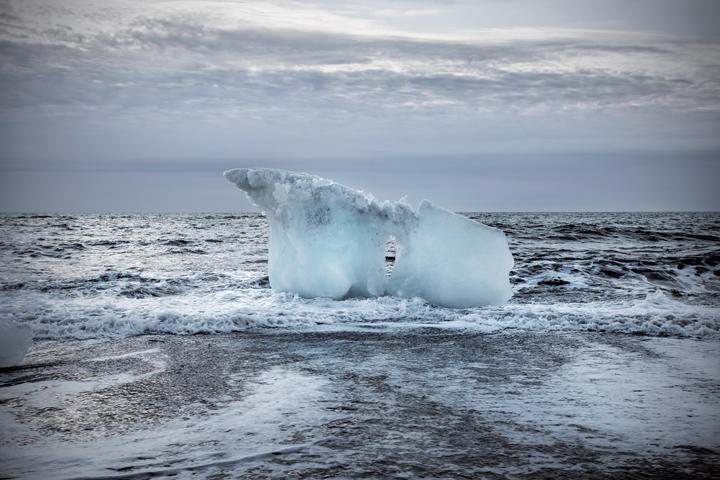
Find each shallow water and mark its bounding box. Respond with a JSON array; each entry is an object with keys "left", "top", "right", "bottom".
[
  {"left": 0, "top": 212, "right": 718, "bottom": 338},
  {"left": 1, "top": 331, "right": 719, "bottom": 478},
  {"left": 1, "top": 212, "right": 719, "bottom": 478}
]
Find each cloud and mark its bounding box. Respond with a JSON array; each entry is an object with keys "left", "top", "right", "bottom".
[
  {"left": 1, "top": 0, "right": 719, "bottom": 121},
  {"left": 0, "top": 2, "right": 718, "bottom": 172}
]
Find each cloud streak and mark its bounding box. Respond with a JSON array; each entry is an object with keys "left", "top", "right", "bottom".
[{"left": 2, "top": 0, "right": 718, "bottom": 118}]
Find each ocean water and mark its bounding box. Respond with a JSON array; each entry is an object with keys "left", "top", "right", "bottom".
[
  {"left": 0, "top": 212, "right": 718, "bottom": 339},
  {"left": 2, "top": 212, "right": 720, "bottom": 478}
]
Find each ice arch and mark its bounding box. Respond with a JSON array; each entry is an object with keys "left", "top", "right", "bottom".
[{"left": 224, "top": 168, "right": 513, "bottom": 308}]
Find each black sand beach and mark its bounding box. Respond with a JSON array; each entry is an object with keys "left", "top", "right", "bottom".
[{"left": 2, "top": 330, "right": 718, "bottom": 479}]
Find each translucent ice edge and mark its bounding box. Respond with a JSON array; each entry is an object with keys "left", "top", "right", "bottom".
[{"left": 0, "top": 320, "right": 33, "bottom": 367}]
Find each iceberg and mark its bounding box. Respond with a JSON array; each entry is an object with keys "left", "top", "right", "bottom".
[
  {"left": 224, "top": 168, "right": 513, "bottom": 308},
  {"left": 0, "top": 320, "right": 32, "bottom": 367}
]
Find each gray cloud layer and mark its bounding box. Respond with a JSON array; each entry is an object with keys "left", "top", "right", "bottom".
[
  {"left": 1, "top": 0, "right": 719, "bottom": 211},
  {"left": 2, "top": 12, "right": 718, "bottom": 114}
]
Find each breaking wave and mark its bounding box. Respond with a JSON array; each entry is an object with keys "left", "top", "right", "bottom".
[{"left": 0, "top": 212, "right": 718, "bottom": 340}]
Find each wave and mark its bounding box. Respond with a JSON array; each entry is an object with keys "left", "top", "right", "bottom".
[
  {"left": 0, "top": 272, "right": 266, "bottom": 296},
  {"left": 3, "top": 289, "right": 717, "bottom": 341},
  {"left": 1, "top": 212, "right": 717, "bottom": 342},
  {"left": 470, "top": 213, "right": 720, "bottom": 243}
]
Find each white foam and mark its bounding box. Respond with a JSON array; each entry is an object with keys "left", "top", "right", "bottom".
[
  {"left": 3, "top": 287, "right": 717, "bottom": 340},
  {"left": 0, "top": 348, "right": 168, "bottom": 408},
  {"left": 0, "top": 367, "right": 333, "bottom": 478}
]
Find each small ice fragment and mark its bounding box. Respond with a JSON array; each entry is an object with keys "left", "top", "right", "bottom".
[{"left": 0, "top": 320, "right": 33, "bottom": 367}]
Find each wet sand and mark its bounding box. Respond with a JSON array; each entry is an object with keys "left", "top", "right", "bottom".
[{"left": 1, "top": 330, "right": 719, "bottom": 479}]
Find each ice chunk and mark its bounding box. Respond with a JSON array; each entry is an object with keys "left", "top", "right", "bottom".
[
  {"left": 224, "top": 168, "right": 411, "bottom": 299},
  {"left": 0, "top": 320, "right": 33, "bottom": 367},
  {"left": 387, "top": 201, "right": 514, "bottom": 307},
  {"left": 224, "top": 168, "right": 513, "bottom": 307}
]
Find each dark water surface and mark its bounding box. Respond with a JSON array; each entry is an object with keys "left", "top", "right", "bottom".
[
  {"left": 1, "top": 212, "right": 718, "bottom": 338},
  {"left": 1, "top": 213, "right": 719, "bottom": 478}
]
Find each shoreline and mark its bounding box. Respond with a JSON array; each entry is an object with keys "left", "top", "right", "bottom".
[{"left": 2, "top": 330, "right": 718, "bottom": 478}]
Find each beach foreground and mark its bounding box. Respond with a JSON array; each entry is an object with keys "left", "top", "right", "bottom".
[{"left": 1, "top": 329, "right": 718, "bottom": 479}]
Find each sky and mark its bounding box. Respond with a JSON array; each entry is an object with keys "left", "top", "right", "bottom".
[{"left": 1, "top": 0, "right": 719, "bottom": 212}]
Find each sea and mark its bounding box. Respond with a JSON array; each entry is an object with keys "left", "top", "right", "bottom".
[
  {"left": 1, "top": 212, "right": 719, "bottom": 478},
  {"left": 0, "top": 212, "right": 718, "bottom": 338}
]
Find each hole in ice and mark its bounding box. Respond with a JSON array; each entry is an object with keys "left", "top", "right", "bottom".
[{"left": 385, "top": 236, "right": 396, "bottom": 279}]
